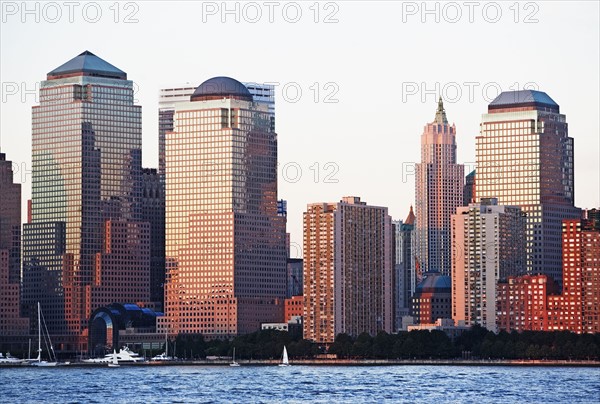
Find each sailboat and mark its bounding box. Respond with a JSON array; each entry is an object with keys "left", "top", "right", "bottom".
[
  {"left": 108, "top": 350, "right": 120, "bottom": 367},
  {"left": 31, "top": 302, "right": 58, "bottom": 367},
  {"left": 151, "top": 331, "right": 175, "bottom": 361},
  {"left": 278, "top": 346, "right": 290, "bottom": 367},
  {"left": 230, "top": 347, "right": 240, "bottom": 367}
]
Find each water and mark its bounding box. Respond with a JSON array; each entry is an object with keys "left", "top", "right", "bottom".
[{"left": 1, "top": 365, "right": 599, "bottom": 403}]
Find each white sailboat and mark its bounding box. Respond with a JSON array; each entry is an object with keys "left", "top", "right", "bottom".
[
  {"left": 230, "top": 347, "right": 240, "bottom": 367},
  {"left": 151, "top": 331, "right": 175, "bottom": 361},
  {"left": 278, "top": 345, "right": 290, "bottom": 367},
  {"left": 108, "top": 350, "right": 120, "bottom": 367},
  {"left": 31, "top": 302, "right": 58, "bottom": 367}
]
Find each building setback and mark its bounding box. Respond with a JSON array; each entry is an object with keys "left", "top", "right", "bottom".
[
  {"left": 415, "top": 98, "right": 464, "bottom": 276},
  {"left": 476, "top": 90, "right": 580, "bottom": 286},
  {"left": 303, "top": 197, "right": 393, "bottom": 343},
  {"left": 159, "top": 77, "right": 286, "bottom": 337},
  {"left": 452, "top": 198, "right": 526, "bottom": 332},
  {"left": 21, "top": 51, "right": 150, "bottom": 351}
]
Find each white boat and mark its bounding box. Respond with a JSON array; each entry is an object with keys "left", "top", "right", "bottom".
[
  {"left": 0, "top": 352, "right": 24, "bottom": 364},
  {"left": 31, "top": 302, "right": 59, "bottom": 367},
  {"left": 108, "top": 350, "right": 120, "bottom": 367},
  {"left": 151, "top": 332, "right": 175, "bottom": 361},
  {"left": 278, "top": 346, "right": 290, "bottom": 367},
  {"left": 230, "top": 347, "right": 240, "bottom": 367},
  {"left": 84, "top": 346, "right": 145, "bottom": 364}
]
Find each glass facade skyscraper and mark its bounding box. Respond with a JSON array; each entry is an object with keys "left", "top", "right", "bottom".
[
  {"left": 22, "top": 51, "right": 150, "bottom": 349},
  {"left": 476, "top": 90, "right": 580, "bottom": 285},
  {"left": 159, "top": 77, "right": 286, "bottom": 337},
  {"left": 415, "top": 98, "right": 465, "bottom": 276}
]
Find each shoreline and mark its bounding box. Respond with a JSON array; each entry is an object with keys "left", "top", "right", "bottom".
[{"left": 3, "top": 359, "right": 599, "bottom": 368}]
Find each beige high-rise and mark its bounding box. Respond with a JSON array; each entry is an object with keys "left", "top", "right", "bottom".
[
  {"left": 451, "top": 198, "right": 526, "bottom": 332},
  {"left": 159, "top": 77, "right": 286, "bottom": 337},
  {"left": 303, "top": 197, "right": 393, "bottom": 343}
]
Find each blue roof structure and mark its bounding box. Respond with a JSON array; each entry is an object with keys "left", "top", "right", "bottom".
[
  {"left": 415, "top": 271, "right": 452, "bottom": 292},
  {"left": 489, "top": 90, "right": 558, "bottom": 111},
  {"left": 191, "top": 76, "right": 253, "bottom": 101},
  {"left": 47, "top": 50, "right": 127, "bottom": 79}
]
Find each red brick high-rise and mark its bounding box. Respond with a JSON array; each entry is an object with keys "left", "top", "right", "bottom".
[{"left": 497, "top": 217, "right": 600, "bottom": 334}]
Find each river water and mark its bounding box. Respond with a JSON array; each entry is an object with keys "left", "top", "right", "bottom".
[{"left": 1, "top": 365, "right": 599, "bottom": 403}]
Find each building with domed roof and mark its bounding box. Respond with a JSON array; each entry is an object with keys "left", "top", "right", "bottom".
[
  {"left": 410, "top": 271, "right": 452, "bottom": 324},
  {"left": 159, "top": 76, "right": 287, "bottom": 337}
]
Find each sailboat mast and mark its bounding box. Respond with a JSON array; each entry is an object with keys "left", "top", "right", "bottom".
[{"left": 37, "top": 302, "right": 41, "bottom": 362}]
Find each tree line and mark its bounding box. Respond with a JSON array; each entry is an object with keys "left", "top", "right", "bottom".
[{"left": 170, "top": 326, "right": 600, "bottom": 360}]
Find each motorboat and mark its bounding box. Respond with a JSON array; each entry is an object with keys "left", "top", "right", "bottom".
[
  {"left": 0, "top": 352, "right": 24, "bottom": 365},
  {"left": 84, "top": 346, "right": 145, "bottom": 364}
]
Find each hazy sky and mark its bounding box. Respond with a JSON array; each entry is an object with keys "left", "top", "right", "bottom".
[{"left": 1, "top": 1, "right": 599, "bottom": 254}]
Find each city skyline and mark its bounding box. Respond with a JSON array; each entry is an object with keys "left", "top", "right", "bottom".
[{"left": 1, "top": 2, "right": 599, "bottom": 253}]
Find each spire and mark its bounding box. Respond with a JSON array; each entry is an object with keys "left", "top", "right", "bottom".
[
  {"left": 433, "top": 96, "right": 448, "bottom": 124},
  {"left": 405, "top": 205, "right": 415, "bottom": 225}
]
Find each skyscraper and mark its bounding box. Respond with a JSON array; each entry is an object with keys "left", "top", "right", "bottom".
[
  {"left": 142, "top": 168, "right": 166, "bottom": 308},
  {"left": 451, "top": 198, "right": 526, "bottom": 332},
  {"left": 415, "top": 98, "right": 464, "bottom": 276},
  {"left": 0, "top": 152, "right": 30, "bottom": 337},
  {"left": 159, "top": 77, "right": 286, "bottom": 337},
  {"left": 22, "top": 51, "right": 150, "bottom": 350},
  {"left": 0, "top": 152, "right": 21, "bottom": 285},
  {"left": 476, "top": 90, "right": 580, "bottom": 285},
  {"left": 463, "top": 169, "right": 476, "bottom": 206},
  {"left": 393, "top": 206, "right": 416, "bottom": 330},
  {"left": 303, "top": 197, "right": 393, "bottom": 343},
  {"left": 158, "top": 82, "right": 275, "bottom": 183}
]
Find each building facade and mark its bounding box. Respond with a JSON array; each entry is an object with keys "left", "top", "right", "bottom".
[
  {"left": 21, "top": 51, "right": 150, "bottom": 349},
  {"left": 284, "top": 295, "right": 304, "bottom": 323},
  {"left": 451, "top": 198, "right": 526, "bottom": 332},
  {"left": 142, "top": 168, "right": 166, "bottom": 308},
  {"left": 463, "top": 169, "right": 476, "bottom": 206},
  {"left": 476, "top": 90, "right": 580, "bottom": 285},
  {"left": 158, "top": 82, "right": 275, "bottom": 183},
  {"left": 159, "top": 77, "right": 287, "bottom": 337},
  {"left": 286, "top": 258, "right": 303, "bottom": 298},
  {"left": 411, "top": 271, "right": 452, "bottom": 324},
  {"left": 415, "top": 98, "right": 464, "bottom": 276},
  {"left": 0, "top": 152, "right": 30, "bottom": 337},
  {"left": 303, "top": 197, "right": 393, "bottom": 343},
  {"left": 393, "top": 206, "right": 416, "bottom": 330},
  {"left": 497, "top": 274, "right": 558, "bottom": 332},
  {"left": 497, "top": 217, "right": 599, "bottom": 334},
  {"left": 0, "top": 152, "right": 22, "bottom": 286}
]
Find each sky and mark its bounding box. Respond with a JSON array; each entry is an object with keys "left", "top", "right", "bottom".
[{"left": 1, "top": 1, "right": 599, "bottom": 254}]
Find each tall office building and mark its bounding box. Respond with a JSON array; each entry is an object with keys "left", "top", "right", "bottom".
[
  {"left": 0, "top": 152, "right": 21, "bottom": 285},
  {"left": 142, "top": 168, "right": 166, "bottom": 308},
  {"left": 303, "top": 197, "right": 393, "bottom": 343},
  {"left": 393, "top": 206, "right": 416, "bottom": 330},
  {"left": 463, "top": 170, "right": 476, "bottom": 206},
  {"left": 415, "top": 97, "right": 464, "bottom": 276},
  {"left": 476, "top": 90, "right": 580, "bottom": 285},
  {"left": 159, "top": 77, "right": 286, "bottom": 337},
  {"left": 22, "top": 51, "right": 150, "bottom": 349},
  {"left": 0, "top": 152, "right": 30, "bottom": 337},
  {"left": 451, "top": 198, "right": 526, "bottom": 332},
  {"left": 158, "top": 82, "right": 275, "bottom": 182}
]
